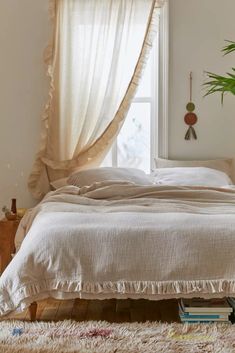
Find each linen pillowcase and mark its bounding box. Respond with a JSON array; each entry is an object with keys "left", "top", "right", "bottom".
[
  {"left": 67, "top": 167, "right": 153, "bottom": 187},
  {"left": 154, "top": 158, "right": 233, "bottom": 178},
  {"left": 151, "top": 167, "right": 233, "bottom": 187}
]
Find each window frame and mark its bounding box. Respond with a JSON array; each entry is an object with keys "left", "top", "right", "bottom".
[
  {"left": 106, "top": 0, "right": 169, "bottom": 170},
  {"left": 110, "top": 40, "right": 158, "bottom": 172}
]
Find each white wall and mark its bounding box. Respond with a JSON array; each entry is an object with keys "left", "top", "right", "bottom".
[
  {"left": 169, "top": 0, "right": 235, "bottom": 160},
  {"left": 0, "top": 0, "right": 50, "bottom": 212}
]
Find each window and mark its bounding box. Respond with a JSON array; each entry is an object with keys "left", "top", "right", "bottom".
[{"left": 102, "top": 35, "right": 159, "bottom": 173}]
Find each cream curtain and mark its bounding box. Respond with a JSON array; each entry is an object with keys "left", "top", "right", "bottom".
[{"left": 29, "top": 0, "right": 165, "bottom": 199}]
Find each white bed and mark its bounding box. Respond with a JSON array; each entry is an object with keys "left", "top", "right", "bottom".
[{"left": 1, "top": 175, "right": 235, "bottom": 317}]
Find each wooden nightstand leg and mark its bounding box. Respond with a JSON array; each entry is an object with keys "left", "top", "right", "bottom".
[{"left": 29, "top": 302, "right": 38, "bottom": 321}]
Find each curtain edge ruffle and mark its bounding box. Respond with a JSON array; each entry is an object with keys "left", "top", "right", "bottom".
[{"left": 28, "top": 0, "right": 57, "bottom": 199}]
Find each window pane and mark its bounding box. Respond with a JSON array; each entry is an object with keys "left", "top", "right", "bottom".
[{"left": 117, "top": 103, "right": 151, "bottom": 172}]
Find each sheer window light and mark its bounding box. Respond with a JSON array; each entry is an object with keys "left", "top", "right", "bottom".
[{"left": 102, "top": 34, "right": 159, "bottom": 173}]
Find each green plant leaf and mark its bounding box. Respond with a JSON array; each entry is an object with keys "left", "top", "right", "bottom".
[
  {"left": 204, "top": 40, "right": 235, "bottom": 103},
  {"left": 222, "top": 40, "right": 235, "bottom": 55}
]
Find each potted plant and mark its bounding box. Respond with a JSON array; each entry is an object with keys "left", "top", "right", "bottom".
[{"left": 204, "top": 41, "right": 235, "bottom": 102}]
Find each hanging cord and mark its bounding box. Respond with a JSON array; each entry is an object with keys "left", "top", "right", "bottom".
[{"left": 189, "top": 71, "right": 193, "bottom": 102}]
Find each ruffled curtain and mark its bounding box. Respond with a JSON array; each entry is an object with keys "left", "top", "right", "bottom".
[{"left": 29, "top": 0, "right": 165, "bottom": 199}]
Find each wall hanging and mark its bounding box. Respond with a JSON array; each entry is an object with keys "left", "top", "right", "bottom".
[{"left": 184, "top": 72, "right": 198, "bottom": 140}]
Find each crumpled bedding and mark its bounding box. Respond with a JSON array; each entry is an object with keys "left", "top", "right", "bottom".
[{"left": 1, "top": 182, "right": 235, "bottom": 316}]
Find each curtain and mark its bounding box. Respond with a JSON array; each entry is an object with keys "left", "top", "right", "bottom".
[{"left": 29, "top": 0, "right": 165, "bottom": 199}]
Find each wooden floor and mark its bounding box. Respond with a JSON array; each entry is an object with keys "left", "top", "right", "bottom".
[{"left": 2, "top": 299, "right": 180, "bottom": 323}]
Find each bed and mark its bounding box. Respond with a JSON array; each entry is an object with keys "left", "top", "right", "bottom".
[{"left": 1, "top": 166, "right": 235, "bottom": 320}]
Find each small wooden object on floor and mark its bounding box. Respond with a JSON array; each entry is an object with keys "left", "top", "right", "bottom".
[
  {"left": 0, "top": 218, "right": 19, "bottom": 274},
  {"left": 29, "top": 302, "right": 38, "bottom": 321}
]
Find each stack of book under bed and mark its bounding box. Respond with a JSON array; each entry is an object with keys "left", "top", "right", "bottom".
[{"left": 179, "top": 298, "right": 233, "bottom": 323}]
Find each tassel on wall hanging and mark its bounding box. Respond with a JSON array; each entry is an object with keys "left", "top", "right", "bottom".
[{"left": 184, "top": 72, "right": 198, "bottom": 140}]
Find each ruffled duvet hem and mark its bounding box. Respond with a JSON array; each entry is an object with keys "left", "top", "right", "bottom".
[{"left": 1, "top": 278, "right": 235, "bottom": 316}]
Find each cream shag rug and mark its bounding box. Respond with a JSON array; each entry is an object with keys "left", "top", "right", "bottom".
[{"left": 0, "top": 320, "right": 234, "bottom": 353}]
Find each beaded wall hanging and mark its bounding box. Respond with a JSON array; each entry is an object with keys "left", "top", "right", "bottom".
[{"left": 184, "top": 72, "right": 198, "bottom": 140}]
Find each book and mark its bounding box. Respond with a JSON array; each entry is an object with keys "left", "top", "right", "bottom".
[
  {"left": 180, "top": 318, "right": 229, "bottom": 323},
  {"left": 180, "top": 298, "right": 232, "bottom": 313},
  {"left": 178, "top": 303, "right": 229, "bottom": 320},
  {"left": 184, "top": 312, "right": 229, "bottom": 317},
  {"left": 180, "top": 313, "right": 229, "bottom": 320}
]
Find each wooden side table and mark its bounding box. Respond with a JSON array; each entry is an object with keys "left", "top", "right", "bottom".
[{"left": 0, "top": 218, "right": 20, "bottom": 274}]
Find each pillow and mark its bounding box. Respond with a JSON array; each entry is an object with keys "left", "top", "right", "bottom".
[
  {"left": 151, "top": 167, "right": 233, "bottom": 187},
  {"left": 50, "top": 177, "right": 68, "bottom": 190},
  {"left": 67, "top": 167, "right": 153, "bottom": 187},
  {"left": 154, "top": 158, "right": 233, "bottom": 178}
]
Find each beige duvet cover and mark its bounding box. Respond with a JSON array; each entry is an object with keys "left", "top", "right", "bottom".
[{"left": 1, "top": 182, "right": 235, "bottom": 315}]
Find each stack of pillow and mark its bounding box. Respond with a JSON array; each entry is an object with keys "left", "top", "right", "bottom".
[
  {"left": 151, "top": 158, "right": 233, "bottom": 187},
  {"left": 50, "top": 158, "right": 234, "bottom": 189},
  {"left": 50, "top": 167, "right": 154, "bottom": 189}
]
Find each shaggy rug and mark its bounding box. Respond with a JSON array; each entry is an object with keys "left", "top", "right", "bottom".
[{"left": 0, "top": 320, "right": 234, "bottom": 353}]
